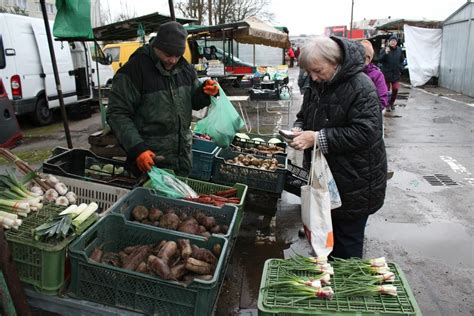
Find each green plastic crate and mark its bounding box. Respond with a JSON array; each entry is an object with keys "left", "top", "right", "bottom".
[
  {"left": 177, "top": 177, "right": 247, "bottom": 236},
  {"left": 110, "top": 187, "right": 237, "bottom": 240},
  {"left": 258, "top": 259, "right": 422, "bottom": 316},
  {"left": 68, "top": 214, "right": 228, "bottom": 316},
  {"left": 5, "top": 204, "right": 95, "bottom": 295},
  {"left": 144, "top": 177, "right": 247, "bottom": 238}
]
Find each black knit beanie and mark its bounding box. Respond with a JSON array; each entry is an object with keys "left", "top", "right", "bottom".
[{"left": 152, "top": 21, "right": 188, "bottom": 56}]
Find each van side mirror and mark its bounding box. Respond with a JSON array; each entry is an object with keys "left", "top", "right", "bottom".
[{"left": 106, "top": 54, "right": 112, "bottom": 65}]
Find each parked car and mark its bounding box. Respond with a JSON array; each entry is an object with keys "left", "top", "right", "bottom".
[{"left": 0, "top": 77, "right": 22, "bottom": 148}]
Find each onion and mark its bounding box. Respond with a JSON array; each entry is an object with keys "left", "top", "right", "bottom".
[
  {"left": 44, "top": 189, "right": 59, "bottom": 202},
  {"left": 54, "top": 183, "right": 68, "bottom": 196},
  {"left": 30, "top": 186, "right": 44, "bottom": 196},
  {"left": 55, "top": 196, "right": 69, "bottom": 206},
  {"left": 65, "top": 191, "right": 77, "bottom": 204}
]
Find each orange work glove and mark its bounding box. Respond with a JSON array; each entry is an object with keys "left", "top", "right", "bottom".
[
  {"left": 136, "top": 150, "right": 156, "bottom": 173},
  {"left": 203, "top": 79, "right": 219, "bottom": 96}
]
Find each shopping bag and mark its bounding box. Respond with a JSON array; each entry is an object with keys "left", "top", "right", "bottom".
[
  {"left": 300, "top": 146, "right": 341, "bottom": 257},
  {"left": 195, "top": 87, "right": 244, "bottom": 147},
  {"left": 148, "top": 167, "right": 198, "bottom": 199}
]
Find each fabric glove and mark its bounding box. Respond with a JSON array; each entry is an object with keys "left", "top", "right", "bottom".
[
  {"left": 136, "top": 150, "right": 156, "bottom": 173},
  {"left": 203, "top": 79, "right": 219, "bottom": 96}
]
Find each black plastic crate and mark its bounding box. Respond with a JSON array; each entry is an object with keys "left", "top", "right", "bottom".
[
  {"left": 284, "top": 160, "right": 309, "bottom": 197},
  {"left": 250, "top": 89, "right": 280, "bottom": 101},
  {"left": 212, "top": 148, "right": 287, "bottom": 194},
  {"left": 43, "top": 148, "right": 142, "bottom": 189}
]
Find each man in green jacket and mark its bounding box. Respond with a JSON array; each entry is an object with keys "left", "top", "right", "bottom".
[{"left": 107, "top": 21, "right": 218, "bottom": 176}]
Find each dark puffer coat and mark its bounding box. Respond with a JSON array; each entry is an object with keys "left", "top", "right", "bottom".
[
  {"left": 378, "top": 45, "right": 404, "bottom": 82},
  {"left": 294, "top": 37, "right": 387, "bottom": 220}
]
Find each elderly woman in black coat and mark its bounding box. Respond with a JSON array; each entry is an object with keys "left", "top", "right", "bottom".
[{"left": 289, "top": 36, "right": 387, "bottom": 259}]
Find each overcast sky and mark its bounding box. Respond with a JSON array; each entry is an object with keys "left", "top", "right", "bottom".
[{"left": 106, "top": 0, "right": 468, "bottom": 35}]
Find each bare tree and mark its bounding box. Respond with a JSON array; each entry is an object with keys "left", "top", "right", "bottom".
[
  {"left": 214, "top": 0, "right": 273, "bottom": 24},
  {"left": 176, "top": 0, "right": 207, "bottom": 24},
  {"left": 114, "top": 0, "right": 137, "bottom": 22},
  {"left": 176, "top": 0, "right": 273, "bottom": 25}
]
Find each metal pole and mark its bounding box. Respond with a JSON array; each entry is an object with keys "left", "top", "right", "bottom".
[
  {"left": 94, "top": 43, "right": 106, "bottom": 129},
  {"left": 39, "top": 0, "right": 73, "bottom": 148},
  {"left": 350, "top": 0, "right": 354, "bottom": 39},
  {"left": 168, "top": 0, "right": 176, "bottom": 21}
]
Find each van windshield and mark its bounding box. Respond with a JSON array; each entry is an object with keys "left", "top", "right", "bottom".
[
  {"left": 0, "top": 36, "right": 5, "bottom": 69},
  {"left": 104, "top": 47, "right": 120, "bottom": 62}
]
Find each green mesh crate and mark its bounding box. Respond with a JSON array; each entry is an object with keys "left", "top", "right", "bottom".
[
  {"left": 110, "top": 187, "right": 237, "bottom": 240},
  {"left": 258, "top": 259, "right": 422, "bottom": 315},
  {"left": 143, "top": 177, "right": 247, "bottom": 237},
  {"left": 68, "top": 214, "right": 228, "bottom": 316},
  {"left": 176, "top": 177, "right": 248, "bottom": 237},
  {"left": 5, "top": 204, "right": 95, "bottom": 295}
]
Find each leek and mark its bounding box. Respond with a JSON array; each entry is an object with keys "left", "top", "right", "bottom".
[{"left": 72, "top": 202, "right": 98, "bottom": 227}]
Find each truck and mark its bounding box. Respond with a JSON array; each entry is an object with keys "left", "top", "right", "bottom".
[{"left": 0, "top": 13, "right": 113, "bottom": 125}]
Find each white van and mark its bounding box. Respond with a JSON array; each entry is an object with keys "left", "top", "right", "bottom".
[{"left": 0, "top": 13, "right": 113, "bottom": 125}]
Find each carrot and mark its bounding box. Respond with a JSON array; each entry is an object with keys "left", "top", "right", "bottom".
[{"left": 214, "top": 188, "right": 238, "bottom": 198}]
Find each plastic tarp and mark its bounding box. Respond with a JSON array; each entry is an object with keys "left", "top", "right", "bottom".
[
  {"left": 404, "top": 24, "right": 442, "bottom": 86},
  {"left": 53, "top": 0, "right": 97, "bottom": 40},
  {"left": 234, "top": 17, "right": 290, "bottom": 49}
]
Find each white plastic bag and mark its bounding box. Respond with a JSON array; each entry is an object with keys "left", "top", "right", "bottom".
[{"left": 301, "top": 145, "right": 341, "bottom": 257}]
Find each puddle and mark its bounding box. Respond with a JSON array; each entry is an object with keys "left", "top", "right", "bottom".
[
  {"left": 390, "top": 170, "right": 447, "bottom": 193},
  {"left": 367, "top": 220, "right": 473, "bottom": 268}
]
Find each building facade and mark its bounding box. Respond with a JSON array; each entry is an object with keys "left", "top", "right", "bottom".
[{"left": 0, "top": 0, "right": 56, "bottom": 20}]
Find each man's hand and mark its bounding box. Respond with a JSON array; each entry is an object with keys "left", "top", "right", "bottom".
[
  {"left": 136, "top": 150, "right": 156, "bottom": 173},
  {"left": 203, "top": 79, "right": 219, "bottom": 96}
]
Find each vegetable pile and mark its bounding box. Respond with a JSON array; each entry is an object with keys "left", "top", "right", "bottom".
[
  {"left": 225, "top": 154, "right": 284, "bottom": 171},
  {"left": 231, "top": 144, "right": 285, "bottom": 156},
  {"left": 185, "top": 187, "right": 240, "bottom": 207},
  {"left": 0, "top": 171, "right": 43, "bottom": 230},
  {"left": 262, "top": 255, "right": 397, "bottom": 303},
  {"left": 89, "top": 238, "right": 222, "bottom": 283},
  {"left": 130, "top": 205, "right": 229, "bottom": 237},
  {"left": 85, "top": 163, "right": 126, "bottom": 178},
  {"left": 32, "top": 202, "right": 99, "bottom": 241}
]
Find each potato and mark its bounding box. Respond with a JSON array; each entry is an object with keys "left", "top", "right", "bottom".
[
  {"left": 159, "top": 213, "right": 181, "bottom": 230},
  {"left": 201, "top": 216, "right": 216, "bottom": 230},
  {"left": 148, "top": 207, "right": 163, "bottom": 221},
  {"left": 178, "top": 219, "right": 200, "bottom": 235},
  {"left": 132, "top": 205, "right": 149, "bottom": 221}
]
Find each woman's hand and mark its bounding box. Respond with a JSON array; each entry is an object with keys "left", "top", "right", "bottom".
[{"left": 288, "top": 131, "right": 319, "bottom": 151}]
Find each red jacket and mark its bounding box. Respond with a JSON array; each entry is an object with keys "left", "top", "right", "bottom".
[{"left": 288, "top": 47, "right": 295, "bottom": 58}]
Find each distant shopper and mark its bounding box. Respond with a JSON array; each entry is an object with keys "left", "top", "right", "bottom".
[
  {"left": 378, "top": 35, "right": 404, "bottom": 111},
  {"left": 291, "top": 36, "right": 387, "bottom": 259},
  {"left": 361, "top": 40, "right": 388, "bottom": 110},
  {"left": 295, "top": 46, "right": 301, "bottom": 61},
  {"left": 288, "top": 46, "right": 295, "bottom": 68},
  {"left": 208, "top": 45, "right": 218, "bottom": 60}
]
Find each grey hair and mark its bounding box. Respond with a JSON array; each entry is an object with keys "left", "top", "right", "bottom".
[{"left": 299, "top": 36, "right": 343, "bottom": 70}]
